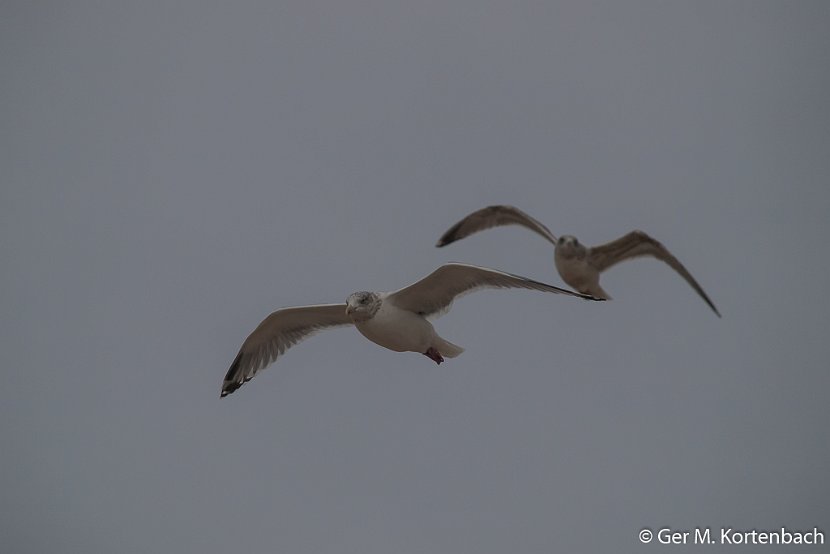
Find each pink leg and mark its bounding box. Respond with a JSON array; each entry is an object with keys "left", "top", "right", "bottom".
[{"left": 423, "top": 347, "right": 444, "bottom": 364}]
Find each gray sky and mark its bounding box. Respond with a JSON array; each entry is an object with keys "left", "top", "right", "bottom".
[{"left": 3, "top": 1, "right": 829, "bottom": 552}]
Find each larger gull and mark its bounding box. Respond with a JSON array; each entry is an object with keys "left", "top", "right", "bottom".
[
  {"left": 436, "top": 205, "right": 720, "bottom": 317},
  {"left": 221, "top": 262, "right": 602, "bottom": 397}
]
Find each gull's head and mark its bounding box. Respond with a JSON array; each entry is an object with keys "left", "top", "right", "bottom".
[
  {"left": 556, "top": 235, "right": 584, "bottom": 257},
  {"left": 345, "top": 291, "right": 381, "bottom": 321}
]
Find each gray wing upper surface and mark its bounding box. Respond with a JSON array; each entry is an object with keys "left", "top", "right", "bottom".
[
  {"left": 587, "top": 230, "right": 720, "bottom": 317},
  {"left": 222, "top": 303, "right": 353, "bottom": 397},
  {"left": 436, "top": 205, "right": 558, "bottom": 247},
  {"left": 387, "top": 262, "right": 601, "bottom": 318}
]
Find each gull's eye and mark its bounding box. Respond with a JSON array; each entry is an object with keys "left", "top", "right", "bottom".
[{"left": 361, "top": 297, "right": 368, "bottom": 305}]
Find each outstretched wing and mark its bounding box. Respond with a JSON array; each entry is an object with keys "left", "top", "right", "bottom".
[
  {"left": 222, "top": 304, "right": 352, "bottom": 397},
  {"left": 587, "top": 230, "right": 720, "bottom": 317},
  {"left": 387, "top": 262, "right": 601, "bottom": 317},
  {"left": 436, "top": 205, "right": 557, "bottom": 247}
]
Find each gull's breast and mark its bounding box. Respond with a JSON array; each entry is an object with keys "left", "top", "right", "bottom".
[
  {"left": 554, "top": 250, "right": 595, "bottom": 290},
  {"left": 354, "top": 302, "right": 435, "bottom": 353}
]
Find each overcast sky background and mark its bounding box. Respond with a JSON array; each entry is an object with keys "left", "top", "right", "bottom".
[{"left": 3, "top": 1, "right": 829, "bottom": 552}]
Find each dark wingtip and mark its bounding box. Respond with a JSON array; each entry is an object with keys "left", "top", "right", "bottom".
[
  {"left": 220, "top": 351, "right": 244, "bottom": 398},
  {"left": 705, "top": 296, "right": 721, "bottom": 318},
  {"left": 436, "top": 222, "right": 464, "bottom": 248},
  {"left": 696, "top": 289, "right": 721, "bottom": 318},
  {"left": 435, "top": 234, "right": 454, "bottom": 248},
  {"left": 577, "top": 292, "right": 606, "bottom": 301}
]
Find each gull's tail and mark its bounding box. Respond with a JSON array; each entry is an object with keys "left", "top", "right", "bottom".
[{"left": 435, "top": 337, "right": 464, "bottom": 358}]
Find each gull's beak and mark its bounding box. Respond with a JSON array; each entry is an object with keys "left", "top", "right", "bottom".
[{"left": 345, "top": 305, "right": 354, "bottom": 316}]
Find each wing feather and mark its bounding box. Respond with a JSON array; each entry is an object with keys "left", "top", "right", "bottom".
[
  {"left": 387, "top": 263, "right": 601, "bottom": 317},
  {"left": 221, "top": 303, "right": 353, "bottom": 397},
  {"left": 587, "top": 231, "right": 720, "bottom": 317},
  {"left": 436, "top": 205, "right": 557, "bottom": 247}
]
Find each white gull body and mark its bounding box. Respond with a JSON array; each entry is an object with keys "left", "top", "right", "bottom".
[{"left": 352, "top": 295, "right": 457, "bottom": 356}]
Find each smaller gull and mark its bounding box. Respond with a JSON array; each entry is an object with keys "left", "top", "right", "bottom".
[
  {"left": 436, "top": 205, "right": 720, "bottom": 317},
  {"left": 221, "top": 263, "right": 603, "bottom": 397}
]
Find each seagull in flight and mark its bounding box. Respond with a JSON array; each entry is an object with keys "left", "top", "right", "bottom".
[
  {"left": 221, "top": 263, "right": 603, "bottom": 397},
  {"left": 436, "top": 205, "right": 720, "bottom": 317}
]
